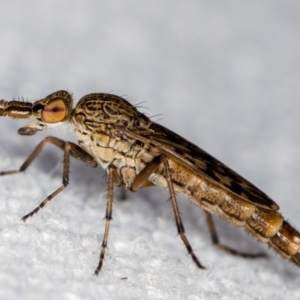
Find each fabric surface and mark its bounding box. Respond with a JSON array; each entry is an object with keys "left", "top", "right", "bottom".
[{"left": 0, "top": 1, "right": 300, "bottom": 299}]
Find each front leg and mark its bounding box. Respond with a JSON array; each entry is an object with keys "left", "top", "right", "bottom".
[
  {"left": 0, "top": 136, "right": 97, "bottom": 176},
  {"left": 0, "top": 136, "right": 98, "bottom": 221}
]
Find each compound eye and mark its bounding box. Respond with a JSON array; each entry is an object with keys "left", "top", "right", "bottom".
[{"left": 41, "top": 98, "right": 67, "bottom": 123}]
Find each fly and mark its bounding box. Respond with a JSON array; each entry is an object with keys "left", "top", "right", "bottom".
[{"left": 1, "top": 90, "right": 299, "bottom": 275}]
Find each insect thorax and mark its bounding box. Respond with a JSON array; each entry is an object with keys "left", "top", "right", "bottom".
[{"left": 71, "top": 117, "right": 155, "bottom": 189}]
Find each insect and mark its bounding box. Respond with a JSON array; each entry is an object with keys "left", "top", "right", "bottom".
[{"left": 1, "top": 90, "right": 300, "bottom": 275}]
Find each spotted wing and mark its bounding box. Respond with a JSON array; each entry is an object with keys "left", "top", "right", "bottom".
[{"left": 123, "top": 122, "right": 279, "bottom": 211}]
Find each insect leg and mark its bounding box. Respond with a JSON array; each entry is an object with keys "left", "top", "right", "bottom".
[
  {"left": 131, "top": 155, "right": 161, "bottom": 191},
  {"left": 163, "top": 157, "right": 206, "bottom": 269},
  {"left": 94, "top": 164, "right": 119, "bottom": 275},
  {"left": 0, "top": 136, "right": 97, "bottom": 177},
  {"left": 205, "top": 212, "right": 266, "bottom": 258},
  {"left": 0, "top": 136, "right": 97, "bottom": 221}
]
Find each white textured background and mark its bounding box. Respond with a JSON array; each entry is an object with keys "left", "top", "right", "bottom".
[{"left": 0, "top": 1, "right": 300, "bottom": 299}]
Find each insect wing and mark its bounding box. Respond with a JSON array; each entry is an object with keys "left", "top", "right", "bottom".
[{"left": 121, "top": 122, "right": 279, "bottom": 211}]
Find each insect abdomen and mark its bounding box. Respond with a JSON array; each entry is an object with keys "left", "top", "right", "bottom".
[
  {"left": 166, "top": 159, "right": 300, "bottom": 267},
  {"left": 268, "top": 220, "right": 300, "bottom": 266}
]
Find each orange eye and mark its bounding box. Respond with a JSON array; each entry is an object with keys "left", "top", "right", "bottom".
[{"left": 41, "top": 99, "right": 67, "bottom": 123}]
